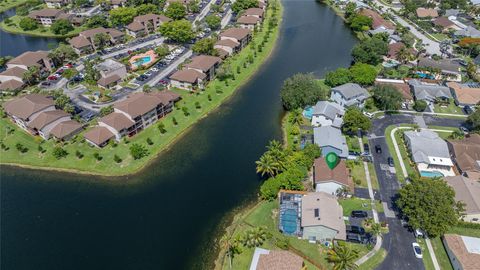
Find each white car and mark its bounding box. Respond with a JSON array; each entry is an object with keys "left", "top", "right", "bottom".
[
  {"left": 412, "top": 243, "right": 423, "bottom": 259},
  {"left": 151, "top": 67, "right": 159, "bottom": 72}
]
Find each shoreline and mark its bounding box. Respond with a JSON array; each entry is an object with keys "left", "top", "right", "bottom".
[
  {"left": 0, "top": 1, "right": 284, "bottom": 177},
  {"left": 0, "top": 0, "right": 27, "bottom": 14},
  {"left": 0, "top": 17, "right": 81, "bottom": 38}
]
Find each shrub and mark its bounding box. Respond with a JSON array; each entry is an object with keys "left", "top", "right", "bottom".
[
  {"left": 146, "top": 138, "right": 153, "bottom": 145},
  {"left": 15, "top": 143, "right": 28, "bottom": 153},
  {"left": 52, "top": 146, "right": 68, "bottom": 159},
  {"left": 207, "top": 94, "right": 212, "bottom": 101},
  {"left": 93, "top": 152, "right": 102, "bottom": 161},
  {"left": 195, "top": 101, "right": 201, "bottom": 109},
  {"left": 158, "top": 122, "right": 167, "bottom": 134},
  {"left": 172, "top": 117, "right": 178, "bottom": 125},
  {"left": 413, "top": 100, "right": 428, "bottom": 112},
  {"left": 130, "top": 143, "right": 148, "bottom": 160},
  {"left": 114, "top": 154, "right": 122, "bottom": 163},
  {"left": 75, "top": 150, "right": 84, "bottom": 159}
]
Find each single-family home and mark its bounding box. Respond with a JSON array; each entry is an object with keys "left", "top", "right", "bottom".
[
  {"left": 330, "top": 83, "right": 370, "bottom": 108},
  {"left": 301, "top": 192, "right": 346, "bottom": 242},
  {"left": 3, "top": 94, "right": 56, "bottom": 131},
  {"left": 386, "top": 42, "right": 417, "bottom": 62},
  {"left": 454, "top": 26, "right": 480, "bottom": 38},
  {"left": 28, "top": 8, "right": 71, "bottom": 27},
  {"left": 416, "top": 8, "right": 439, "bottom": 18},
  {"left": 417, "top": 57, "right": 461, "bottom": 81},
  {"left": 443, "top": 234, "right": 480, "bottom": 269},
  {"left": 375, "top": 80, "right": 413, "bottom": 104},
  {"left": 95, "top": 59, "right": 127, "bottom": 89},
  {"left": 447, "top": 134, "right": 480, "bottom": 179},
  {"left": 126, "top": 14, "right": 171, "bottom": 38},
  {"left": 69, "top": 27, "right": 125, "bottom": 54},
  {"left": 313, "top": 158, "right": 353, "bottom": 195},
  {"left": 433, "top": 17, "right": 459, "bottom": 32},
  {"left": 249, "top": 248, "right": 304, "bottom": 270},
  {"left": 447, "top": 82, "right": 480, "bottom": 107},
  {"left": 359, "top": 9, "right": 395, "bottom": 30},
  {"left": 169, "top": 69, "right": 206, "bottom": 90},
  {"left": 311, "top": 101, "right": 344, "bottom": 127},
  {"left": 237, "top": 15, "right": 261, "bottom": 30},
  {"left": 444, "top": 176, "right": 480, "bottom": 223},
  {"left": 404, "top": 129, "right": 455, "bottom": 177},
  {"left": 313, "top": 126, "right": 348, "bottom": 158},
  {"left": 409, "top": 79, "right": 453, "bottom": 103},
  {"left": 185, "top": 55, "right": 222, "bottom": 81},
  {"left": 218, "top": 28, "right": 252, "bottom": 50},
  {"left": 44, "top": 0, "right": 70, "bottom": 8}
]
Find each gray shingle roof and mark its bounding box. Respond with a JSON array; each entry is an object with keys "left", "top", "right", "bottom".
[
  {"left": 404, "top": 129, "right": 450, "bottom": 163},
  {"left": 312, "top": 101, "right": 345, "bottom": 120},
  {"left": 409, "top": 80, "right": 452, "bottom": 101},
  {"left": 332, "top": 83, "right": 370, "bottom": 100},
  {"left": 313, "top": 126, "right": 348, "bottom": 157}
]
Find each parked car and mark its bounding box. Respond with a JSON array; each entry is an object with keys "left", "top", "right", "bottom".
[
  {"left": 346, "top": 233, "right": 365, "bottom": 244},
  {"left": 414, "top": 229, "right": 425, "bottom": 238},
  {"left": 144, "top": 72, "right": 152, "bottom": 77},
  {"left": 363, "top": 111, "right": 373, "bottom": 118},
  {"left": 387, "top": 157, "right": 394, "bottom": 167},
  {"left": 48, "top": 75, "right": 58, "bottom": 81},
  {"left": 412, "top": 243, "right": 423, "bottom": 259},
  {"left": 40, "top": 81, "right": 51, "bottom": 87},
  {"left": 363, "top": 143, "right": 370, "bottom": 153},
  {"left": 351, "top": 210, "right": 368, "bottom": 218},
  {"left": 346, "top": 225, "right": 365, "bottom": 235},
  {"left": 375, "top": 145, "right": 382, "bottom": 154}
]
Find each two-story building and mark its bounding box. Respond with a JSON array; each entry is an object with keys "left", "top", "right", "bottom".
[
  {"left": 28, "top": 8, "right": 70, "bottom": 27},
  {"left": 330, "top": 83, "right": 370, "bottom": 108},
  {"left": 310, "top": 101, "right": 345, "bottom": 128},
  {"left": 184, "top": 55, "right": 222, "bottom": 81},
  {"left": 69, "top": 27, "right": 125, "bottom": 54},
  {"left": 313, "top": 126, "right": 348, "bottom": 158},
  {"left": 126, "top": 14, "right": 171, "bottom": 38},
  {"left": 169, "top": 69, "right": 206, "bottom": 91},
  {"left": 95, "top": 59, "right": 127, "bottom": 89}
]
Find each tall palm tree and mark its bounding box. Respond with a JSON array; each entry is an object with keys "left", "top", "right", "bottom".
[
  {"left": 243, "top": 227, "right": 268, "bottom": 248},
  {"left": 255, "top": 154, "right": 279, "bottom": 177},
  {"left": 396, "top": 47, "right": 413, "bottom": 64},
  {"left": 370, "top": 223, "right": 383, "bottom": 239},
  {"left": 327, "top": 243, "right": 359, "bottom": 270},
  {"left": 221, "top": 235, "right": 242, "bottom": 269},
  {"left": 22, "top": 66, "right": 40, "bottom": 85}
]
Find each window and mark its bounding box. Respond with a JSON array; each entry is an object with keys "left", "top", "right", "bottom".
[{"left": 314, "top": 208, "right": 319, "bottom": 218}]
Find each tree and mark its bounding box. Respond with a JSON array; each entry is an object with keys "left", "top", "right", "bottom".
[
  {"left": 86, "top": 15, "right": 111, "bottom": 28},
  {"left": 62, "top": 68, "right": 77, "bottom": 80},
  {"left": 165, "top": 2, "right": 186, "bottom": 20},
  {"left": 370, "top": 223, "right": 382, "bottom": 239},
  {"left": 99, "top": 105, "right": 114, "bottom": 116},
  {"left": 109, "top": 7, "right": 137, "bottom": 26},
  {"left": 74, "top": 0, "right": 89, "bottom": 7},
  {"left": 448, "top": 130, "right": 464, "bottom": 140},
  {"left": 397, "top": 177, "right": 464, "bottom": 237},
  {"left": 325, "top": 68, "right": 352, "bottom": 87},
  {"left": 372, "top": 84, "right": 403, "bottom": 111},
  {"left": 93, "top": 32, "right": 111, "bottom": 50},
  {"left": 342, "top": 107, "right": 371, "bottom": 134},
  {"left": 232, "top": 0, "right": 258, "bottom": 13},
  {"left": 154, "top": 44, "right": 170, "bottom": 58},
  {"left": 222, "top": 236, "right": 242, "bottom": 269},
  {"left": 136, "top": 3, "right": 159, "bottom": 15},
  {"left": 255, "top": 154, "right": 279, "bottom": 178},
  {"left": 349, "top": 63, "right": 377, "bottom": 85},
  {"left": 64, "top": 103, "right": 75, "bottom": 114},
  {"left": 205, "top": 14, "right": 221, "bottom": 30},
  {"left": 348, "top": 14, "right": 372, "bottom": 31},
  {"left": 158, "top": 122, "right": 167, "bottom": 134},
  {"left": 288, "top": 109, "right": 304, "bottom": 126},
  {"left": 327, "top": 243, "right": 359, "bottom": 270},
  {"left": 351, "top": 36, "right": 388, "bottom": 65},
  {"left": 192, "top": 37, "right": 217, "bottom": 55},
  {"left": 280, "top": 73, "right": 328, "bottom": 110},
  {"left": 49, "top": 43, "right": 78, "bottom": 66},
  {"left": 22, "top": 66, "right": 40, "bottom": 85},
  {"left": 242, "top": 227, "right": 268, "bottom": 248},
  {"left": 19, "top": 17, "right": 38, "bottom": 31},
  {"left": 54, "top": 93, "right": 71, "bottom": 109},
  {"left": 52, "top": 146, "right": 68, "bottom": 159},
  {"left": 159, "top": 19, "right": 195, "bottom": 43},
  {"left": 187, "top": 0, "right": 200, "bottom": 13},
  {"left": 396, "top": 46, "right": 414, "bottom": 64},
  {"left": 467, "top": 109, "right": 480, "bottom": 131},
  {"left": 130, "top": 143, "right": 149, "bottom": 159},
  {"left": 50, "top": 19, "right": 74, "bottom": 35},
  {"left": 413, "top": 100, "right": 427, "bottom": 112},
  {"left": 344, "top": 2, "right": 356, "bottom": 19},
  {"left": 0, "top": 56, "right": 13, "bottom": 69}
]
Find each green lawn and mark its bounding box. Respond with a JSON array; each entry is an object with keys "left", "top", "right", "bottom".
[
  {"left": 447, "top": 225, "right": 480, "bottom": 238},
  {"left": 339, "top": 197, "right": 372, "bottom": 216},
  {"left": 417, "top": 238, "right": 435, "bottom": 270},
  {"left": 433, "top": 100, "right": 463, "bottom": 115},
  {"left": 0, "top": 0, "right": 282, "bottom": 176},
  {"left": 0, "top": 15, "right": 85, "bottom": 38},
  {"left": 358, "top": 248, "right": 387, "bottom": 270},
  {"left": 0, "top": 0, "right": 29, "bottom": 13},
  {"left": 430, "top": 237, "right": 453, "bottom": 270},
  {"left": 431, "top": 33, "right": 448, "bottom": 41}
]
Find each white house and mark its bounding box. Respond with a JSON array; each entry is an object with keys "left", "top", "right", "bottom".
[
  {"left": 330, "top": 83, "right": 370, "bottom": 108},
  {"left": 311, "top": 101, "right": 345, "bottom": 127}
]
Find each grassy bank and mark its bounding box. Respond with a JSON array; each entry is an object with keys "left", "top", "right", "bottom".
[
  {"left": 384, "top": 124, "right": 417, "bottom": 182},
  {"left": 0, "top": 15, "right": 85, "bottom": 38},
  {"left": 0, "top": 0, "right": 283, "bottom": 176},
  {"left": 0, "top": 0, "right": 28, "bottom": 13}
]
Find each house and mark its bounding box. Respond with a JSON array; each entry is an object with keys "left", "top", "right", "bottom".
[
  {"left": 454, "top": 26, "right": 480, "bottom": 38},
  {"left": 416, "top": 8, "right": 439, "bottom": 18},
  {"left": 404, "top": 129, "right": 455, "bottom": 177},
  {"left": 49, "top": 120, "right": 84, "bottom": 141},
  {"left": 386, "top": 42, "right": 417, "bottom": 62},
  {"left": 28, "top": 8, "right": 71, "bottom": 27},
  {"left": 447, "top": 134, "right": 480, "bottom": 179},
  {"left": 3, "top": 94, "right": 55, "bottom": 131},
  {"left": 417, "top": 57, "right": 461, "bottom": 81},
  {"left": 330, "top": 83, "right": 370, "bottom": 108},
  {"left": 368, "top": 26, "right": 394, "bottom": 36},
  {"left": 185, "top": 55, "right": 222, "bottom": 81},
  {"left": 310, "top": 101, "right": 344, "bottom": 127},
  {"left": 84, "top": 126, "right": 115, "bottom": 147},
  {"left": 44, "top": 0, "right": 70, "bottom": 8},
  {"left": 237, "top": 15, "right": 261, "bottom": 30},
  {"left": 313, "top": 126, "right": 348, "bottom": 158},
  {"left": 214, "top": 39, "right": 239, "bottom": 58},
  {"left": 301, "top": 192, "right": 346, "bottom": 242},
  {"left": 243, "top": 8, "right": 264, "bottom": 19},
  {"left": 443, "top": 234, "right": 480, "bottom": 270},
  {"left": 169, "top": 69, "right": 206, "bottom": 90},
  {"left": 126, "top": 14, "right": 171, "bottom": 38},
  {"left": 27, "top": 110, "right": 71, "bottom": 139},
  {"left": 110, "top": 0, "right": 127, "bottom": 8},
  {"left": 69, "top": 27, "right": 125, "bottom": 54},
  {"left": 249, "top": 248, "right": 304, "bottom": 270},
  {"left": 375, "top": 80, "right": 413, "bottom": 103},
  {"left": 218, "top": 28, "right": 252, "bottom": 49},
  {"left": 447, "top": 82, "right": 480, "bottom": 107},
  {"left": 359, "top": 9, "right": 395, "bottom": 30},
  {"left": 313, "top": 158, "right": 353, "bottom": 195},
  {"left": 95, "top": 59, "right": 127, "bottom": 89},
  {"left": 444, "top": 176, "right": 480, "bottom": 223},
  {"left": 433, "top": 17, "right": 459, "bottom": 32},
  {"left": 409, "top": 79, "right": 453, "bottom": 103}
]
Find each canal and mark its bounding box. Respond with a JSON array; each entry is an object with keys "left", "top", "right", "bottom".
[{"left": 0, "top": 1, "right": 357, "bottom": 269}]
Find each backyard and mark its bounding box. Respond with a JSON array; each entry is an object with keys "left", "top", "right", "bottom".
[{"left": 0, "top": 15, "right": 85, "bottom": 38}]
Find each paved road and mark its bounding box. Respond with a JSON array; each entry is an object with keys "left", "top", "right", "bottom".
[
  {"left": 101, "top": 37, "right": 165, "bottom": 60},
  {"left": 368, "top": 114, "right": 465, "bottom": 270},
  {"left": 145, "top": 50, "right": 193, "bottom": 87}
]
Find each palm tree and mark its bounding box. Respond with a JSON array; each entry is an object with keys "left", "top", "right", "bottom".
[
  {"left": 266, "top": 140, "right": 287, "bottom": 171},
  {"left": 396, "top": 47, "right": 413, "bottom": 64},
  {"left": 370, "top": 223, "right": 383, "bottom": 239},
  {"left": 289, "top": 109, "right": 304, "bottom": 126},
  {"left": 363, "top": 217, "right": 374, "bottom": 227},
  {"left": 221, "top": 235, "right": 242, "bottom": 269},
  {"left": 255, "top": 154, "right": 279, "bottom": 177},
  {"left": 243, "top": 227, "right": 268, "bottom": 248},
  {"left": 22, "top": 66, "right": 40, "bottom": 85},
  {"left": 327, "top": 243, "right": 359, "bottom": 270}
]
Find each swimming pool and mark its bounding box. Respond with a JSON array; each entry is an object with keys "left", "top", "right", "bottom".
[
  {"left": 415, "top": 72, "right": 435, "bottom": 80},
  {"left": 280, "top": 208, "right": 298, "bottom": 235},
  {"left": 420, "top": 171, "right": 444, "bottom": 178},
  {"left": 134, "top": 56, "right": 152, "bottom": 66},
  {"left": 303, "top": 106, "right": 313, "bottom": 119}
]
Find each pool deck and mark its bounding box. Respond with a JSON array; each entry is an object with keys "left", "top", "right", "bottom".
[{"left": 129, "top": 50, "right": 158, "bottom": 70}]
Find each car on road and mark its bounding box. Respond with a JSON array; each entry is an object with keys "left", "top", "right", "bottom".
[
  {"left": 412, "top": 242, "right": 423, "bottom": 259},
  {"left": 40, "top": 81, "right": 51, "bottom": 87},
  {"left": 151, "top": 67, "right": 159, "bottom": 72},
  {"left": 351, "top": 210, "right": 368, "bottom": 218},
  {"left": 346, "top": 225, "right": 365, "bottom": 235},
  {"left": 144, "top": 72, "right": 152, "bottom": 77},
  {"left": 387, "top": 157, "right": 394, "bottom": 167},
  {"left": 375, "top": 145, "right": 382, "bottom": 154}
]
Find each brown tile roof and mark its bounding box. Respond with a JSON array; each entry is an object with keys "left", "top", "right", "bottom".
[
  {"left": 8, "top": 51, "right": 49, "bottom": 67},
  {"left": 216, "top": 48, "right": 229, "bottom": 59},
  {"left": 237, "top": 15, "right": 261, "bottom": 24},
  {"left": 3, "top": 94, "right": 54, "bottom": 120},
  {"left": 99, "top": 112, "right": 134, "bottom": 132},
  {"left": 444, "top": 176, "right": 480, "bottom": 215},
  {"left": 314, "top": 158, "right": 353, "bottom": 191},
  {"left": 79, "top": 27, "right": 124, "bottom": 39},
  {"left": 134, "top": 13, "right": 171, "bottom": 23},
  {"left": 170, "top": 69, "right": 206, "bottom": 83},
  {"left": 27, "top": 110, "right": 70, "bottom": 130},
  {"left": 28, "top": 8, "right": 64, "bottom": 18},
  {"left": 375, "top": 81, "right": 413, "bottom": 100},
  {"left": 256, "top": 250, "right": 304, "bottom": 270},
  {"left": 244, "top": 7, "right": 264, "bottom": 17},
  {"left": 69, "top": 36, "right": 91, "bottom": 48},
  {"left": 359, "top": 8, "right": 395, "bottom": 30},
  {"left": 443, "top": 234, "right": 480, "bottom": 269},
  {"left": 185, "top": 55, "right": 222, "bottom": 72},
  {"left": 127, "top": 21, "right": 144, "bottom": 31},
  {"left": 0, "top": 66, "right": 27, "bottom": 78},
  {"left": 0, "top": 79, "right": 24, "bottom": 91},
  {"left": 416, "top": 8, "right": 439, "bottom": 18},
  {"left": 433, "top": 17, "right": 455, "bottom": 28},
  {"left": 387, "top": 42, "right": 405, "bottom": 59},
  {"left": 84, "top": 126, "right": 114, "bottom": 146},
  {"left": 448, "top": 134, "right": 480, "bottom": 174},
  {"left": 114, "top": 91, "right": 180, "bottom": 118},
  {"left": 301, "top": 192, "right": 346, "bottom": 240},
  {"left": 215, "top": 39, "right": 239, "bottom": 48},
  {"left": 97, "top": 74, "right": 121, "bottom": 87},
  {"left": 220, "top": 28, "right": 251, "bottom": 41},
  {"left": 50, "top": 120, "right": 83, "bottom": 139},
  {"left": 447, "top": 82, "right": 480, "bottom": 105}
]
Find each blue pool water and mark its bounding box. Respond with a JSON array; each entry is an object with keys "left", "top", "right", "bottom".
[
  {"left": 303, "top": 106, "right": 313, "bottom": 119},
  {"left": 420, "top": 171, "right": 444, "bottom": 178},
  {"left": 280, "top": 208, "right": 298, "bottom": 235},
  {"left": 416, "top": 72, "right": 434, "bottom": 79},
  {"left": 134, "top": 56, "right": 152, "bottom": 66}
]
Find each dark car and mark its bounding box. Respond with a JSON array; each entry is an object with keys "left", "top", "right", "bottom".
[
  {"left": 363, "top": 143, "right": 370, "bottom": 153},
  {"left": 346, "top": 233, "right": 365, "bottom": 244},
  {"left": 388, "top": 157, "right": 394, "bottom": 167},
  {"left": 351, "top": 210, "right": 368, "bottom": 218},
  {"left": 346, "top": 225, "right": 365, "bottom": 235},
  {"left": 375, "top": 145, "right": 382, "bottom": 154}
]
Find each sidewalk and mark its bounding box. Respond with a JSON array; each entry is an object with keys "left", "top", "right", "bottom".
[{"left": 371, "top": 110, "right": 467, "bottom": 118}]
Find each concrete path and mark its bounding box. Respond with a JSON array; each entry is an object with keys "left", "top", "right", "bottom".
[{"left": 414, "top": 115, "right": 427, "bottom": 128}]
